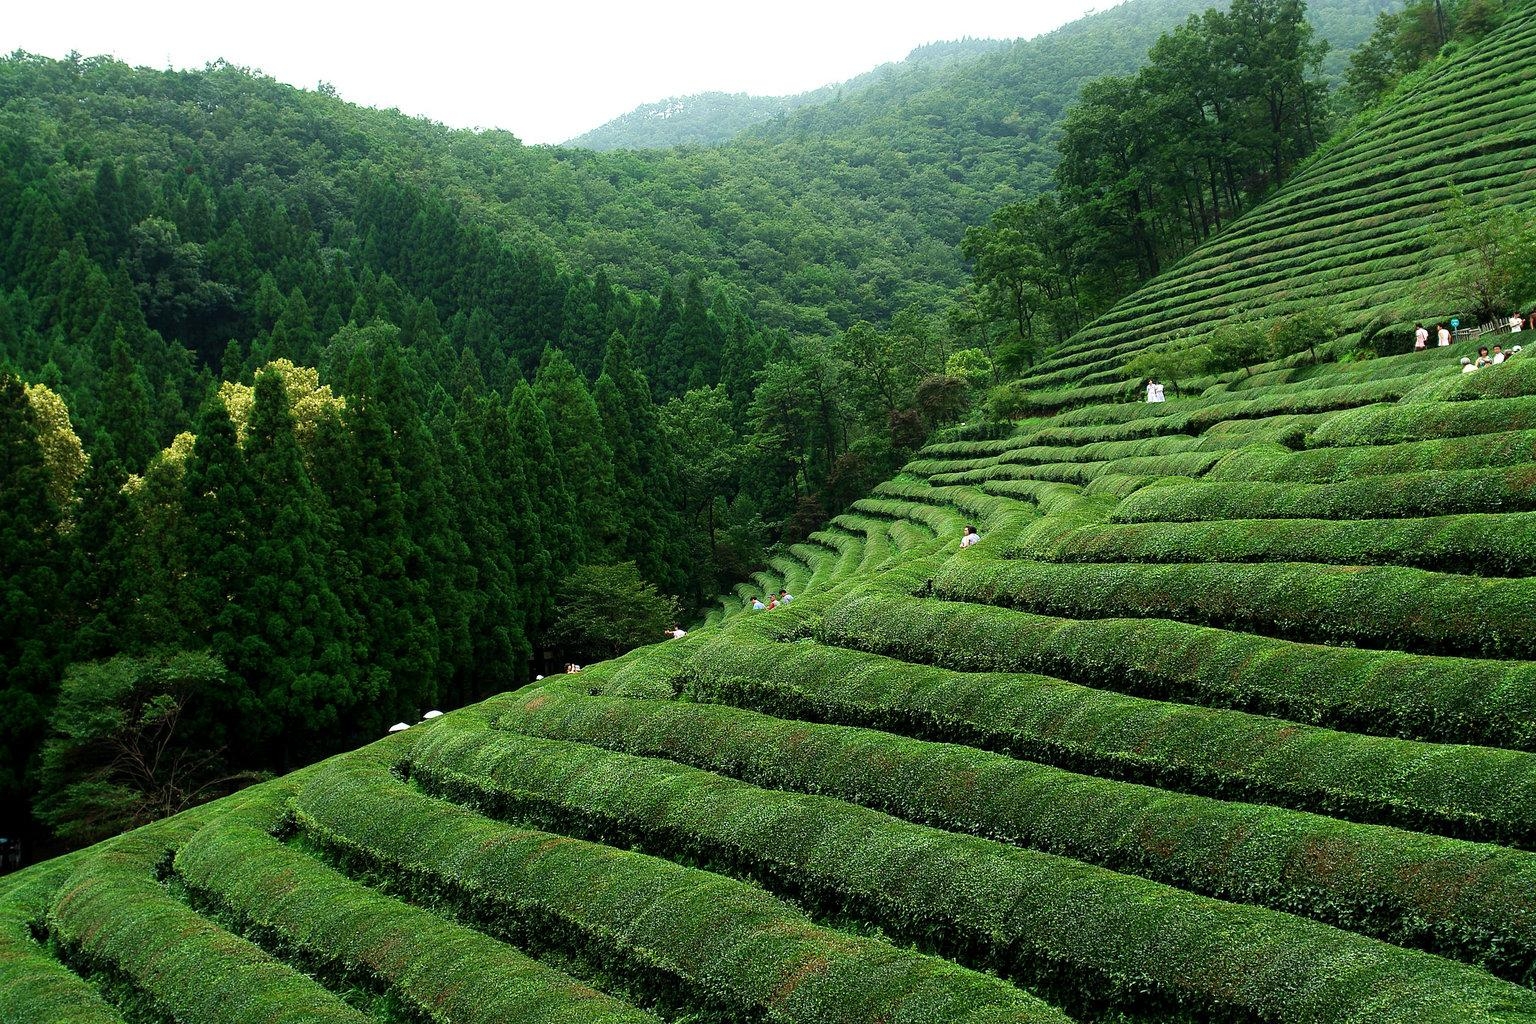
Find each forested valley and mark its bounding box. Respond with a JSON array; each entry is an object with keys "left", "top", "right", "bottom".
[{"left": 0, "top": 0, "right": 1491, "bottom": 857}]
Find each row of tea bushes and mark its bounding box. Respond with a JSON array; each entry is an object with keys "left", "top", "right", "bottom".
[
  {"left": 490, "top": 687, "right": 1536, "bottom": 977},
  {"left": 680, "top": 628, "right": 1536, "bottom": 843},
  {"left": 1046, "top": 378, "right": 1419, "bottom": 432},
  {"left": 815, "top": 589, "right": 1536, "bottom": 751},
  {"left": 1206, "top": 432, "right": 1536, "bottom": 483},
  {"left": 1111, "top": 463, "right": 1536, "bottom": 523},
  {"left": 1019, "top": 509, "right": 1536, "bottom": 578},
  {"left": 49, "top": 817, "right": 368, "bottom": 1024},
  {"left": 1400, "top": 358, "right": 1536, "bottom": 402},
  {"left": 934, "top": 451, "right": 1229, "bottom": 489},
  {"left": 1023, "top": 408, "right": 1343, "bottom": 450},
  {"left": 929, "top": 556, "right": 1536, "bottom": 660},
  {"left": 1309, "top": 396, "right": 1536, "bottom": 447},
  {"left": 295, "top": 755, "right": 1071, "bottom": 1024},
  {"left": 173, "top": 795, "right": 663, "bottom": 1024},
  {"left": 906, "top": 432, "right": 1254, "bottom": 481},
  {"left": 405, "top": 720, "right": 1536, "bottom": 1024},
  {"left": 0, "top": 857, "right": 124, "bottom": 1024}
]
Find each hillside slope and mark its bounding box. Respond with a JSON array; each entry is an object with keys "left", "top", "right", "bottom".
[
  {"left": 10, "top": 7, "right": 1536, "bottom": 1024},
  {"left": 560, "top": 40, "right": 1008, "bottom": 150}
]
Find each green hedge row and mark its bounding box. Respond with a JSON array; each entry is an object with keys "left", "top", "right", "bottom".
[
  {"left": 813, "top": 589, "right": 1536, "bottom": 751},
  {"left": 927, "top": 556, "right": 1536, "bottom": 660},
  {"left": 1111, "top": 462, "right": 1536, "bottom": 523},
  {"left": 0, "top": 858, "right": 124, "bottom": 1024},
  {"left": 49, "top": 820, "right": 368, "bottom": 1024},
  {"left": 492, "top": 687, "right": 1536, "bottom": 978},
  {"left": 1308, "top": 396, "right": 1536, "bottom": 447},
  {"left": 173, "top": 798, "right": 662, "bottom": 1024},
  {"left": 1401, "top": 358, "right": 1536, "bottom": 402},
  {"left": 1022, "top": 406, "right": 1344, "bottom": 449},
  {"left": 405, "top": 719, "right": 1536, "bottom": 1024},
  {"left": 1019, "top": 510, "right": 1536, "bottom": 579},
  {"left": 1047, "top": 377, "right": 1417, "bottom": 431},
  {"left": 1206, "top": 432, "right": 1536, "bottom": 483},
  {"left": 294, "top": 755, "right": 1072, "bottom": 1024},
  {"left": 931, "top": 458, "right": 1201, "bottom": 489},
  {"left": 866, "top": 482, "right": 1019, "bottom": 528},
  {"left": 906, "top": 428, "right": 1254, "bottom": 482},
  {"left": 680, "top": 628, "right": 1536, "bottom": 842}
]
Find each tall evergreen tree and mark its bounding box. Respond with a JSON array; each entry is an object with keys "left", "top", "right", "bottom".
[
  {"left": 0, "top": 372, "right": 65, "bottom": 808},
  {"left": 214, "top": 370, "right": 360, "bottom": 761},
  {"left": 534, "top": 347, "right": 619, "bottom": 559}
]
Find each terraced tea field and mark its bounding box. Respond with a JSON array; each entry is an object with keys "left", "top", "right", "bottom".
[
  {"left": 8, "top": 338, "right": 1536, "bottom": 1024},
  {"left": 9, "top": 4, "right": 1536, "bottom": 1022}
]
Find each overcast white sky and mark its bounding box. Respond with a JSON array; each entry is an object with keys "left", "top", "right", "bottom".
[{"left": 4, "top": 1, "right": 1119, "bottom": 145}]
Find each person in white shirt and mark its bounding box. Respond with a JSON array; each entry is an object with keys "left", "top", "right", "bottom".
[
  {"left": 1414, "top": 324, "right": 1428, "bottom": 350},
  {"left": 1511, "top": 313, "right": 1525, "bottom": 333},
  {"left": 1437, "top": 323, "right": 1451, "bottom": 346},
  {"left": 1145, "top": 378, "right": 1165, "bottom": 403},
  {"left": 960, "top": 525, "right": 981, "bottom": 548},
  {"left": 751, "top": 597, "right": 766, "bottom": 611}
]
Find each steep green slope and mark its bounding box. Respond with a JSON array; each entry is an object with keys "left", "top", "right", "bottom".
[
  {"left": 11, "top": 5, "right": 1536, "bottom": 1024},
  {"left": 1013, "top": 0, "right": 1536, "bottom": 392}
]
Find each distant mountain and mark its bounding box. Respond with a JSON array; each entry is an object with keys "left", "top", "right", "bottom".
[{"left": 561, "top": 38, "right": 1010, "bottom": 151}]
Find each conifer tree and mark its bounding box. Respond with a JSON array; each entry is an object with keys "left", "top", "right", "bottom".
[
  {"left": 0, "top": 372, "right": 64, "bottom": 806},
  {"left": 534, "top": 347, "right": 619, "bottom": 558},
  {"left": 215, "top": 370, "right": 361, "bottom": 761},
  {"left": 509, "top": 379, "right": 577, "bottom": 635}
]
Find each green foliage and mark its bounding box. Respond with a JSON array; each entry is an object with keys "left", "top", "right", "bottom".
[
  {"left": 1205, "top": 319, "right": 1270, "bottom": 374},
  {"left": 297, "top": 754, "right": 1069, "bottom": 1024},
  {"left": 173, "top": 793, "right": 663, "bottom": 1024},
  {"left": 496, "top": 685, "right": 1536, "bottom": 977},
  {"left": 548, "top": 563, "right": 681, "bottom": 663},
  {"left": 817, "top": 587, "right": 1536, "bottom": 751},
  {"left": 932, "top": 552, "right": 1536, "bottom": 658},
  {"left": 1438, "top": 189, "right": 1536, "bottom": 319},
  {"left": 34, "top": 652, "right": 260, "bottom": 847},
  {"left": 50, "top": 821, "right": 368, "bottom": 1024}
]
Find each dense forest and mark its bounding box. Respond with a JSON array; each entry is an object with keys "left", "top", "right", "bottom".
[
  {"left": 561, "top": 39, "right": 1010, "bottom": 150},
  {"left": 0, "top": 0, "right": 1465, "bottom": 855}
]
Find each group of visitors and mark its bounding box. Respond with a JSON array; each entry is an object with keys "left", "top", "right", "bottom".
[
  {"left": 1462, "top": 342, "right": 1521, "bottom": 371},
  {"left": 749, "top": 590, "right": 794, "bottom": 611},
  {"left": 1415, "top": 312, "right": 1529, "bottom": 351},
  {"left": 1144, "top": 378, "right": 1166, "bottom": 403},
  {"left": 1413, "top": 322, "right": 1454, "bottom": 349}
]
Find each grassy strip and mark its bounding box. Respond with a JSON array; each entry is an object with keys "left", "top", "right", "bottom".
[
  {"left": 294, "top": 755, "right": 1074, "bottom": 1024},
  {"left": 1308, "top": 396, "right": 1536, "bottom": 446},
  {"left": 1019, "top": 510, "right": 1536, "bottom": 578},
  {"left": 1111, "top": 463, "right": 1536, "bottom": 523},
  {"left": 1021, "top": 409, "right": 1342, "bottom": 449},
  {"left": 679, "top": 630, "right": 1536, "bottom": 844},
  {"left": 1206, "top": 432, "right": 1536, "bottom": 483},
  {"left": 405, "top": 718, "right": 1536, "bottom": 1024},
  {"left": 1045, "top": 378, "right": 1419, "bottom": 431},
  {"left": 814, "top": 588, "right": 1536, "bottom": 752},
  {"left": 1401, "top": 358, "right": 1536, "bottom": 402},
  {"left": 493, "top": 686, "right": 1536, "bottom": 979},
  {"left": 0, "top": 856, "right": 124, "bottom": 1024},
  {"left": 928, "top": 556, "right": 1536, "bottom": 660},
  {"left": 49, "top": 820, "right": 368, "bottom": 1024},
  {"left": 173, "top": 798, "right": 662, "bottom": 1024}
]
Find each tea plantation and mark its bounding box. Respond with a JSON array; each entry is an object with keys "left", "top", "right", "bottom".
[{"left": 8, "top": 6, "right": 1536, "bottom": 1024}]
